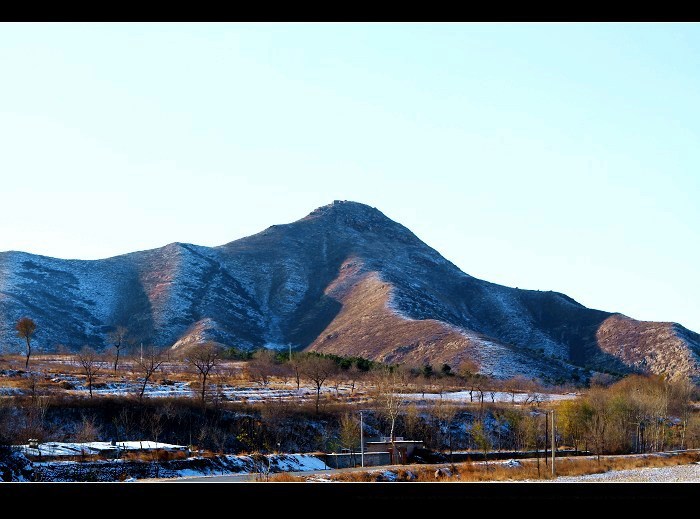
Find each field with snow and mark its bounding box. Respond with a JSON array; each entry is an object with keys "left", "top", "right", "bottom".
[
  {"left": 551, "top": 463, "right": 700, "bottom": 482},
  {"left": 21, "top": 441, "right": 188, "bottom": 458},
  {"left": 31, "top": 453, "right": 329, "bottom": 482},
  {"left": 400, "top": 390, "right": 579, "bottom": 404}
]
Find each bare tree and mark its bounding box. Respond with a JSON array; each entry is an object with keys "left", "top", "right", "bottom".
[
  {"left": 75, "top": 414, "right": 101, "bottom": 443},
  {"left": 472, "top": 419, "right": 492, "bottom": 469},
  {"left": 75, "top": 414, "right": 101, "bottom": 460},
  {"left": 338, "top": 413, "right": 361, "bottom": 466},
  {"left": 135, "top": 345, "right": 165, "bottom": 403},
  {"left": 260, "top": 397, "right": 291, "bottom": 452},
  {"left": 299, "top": 354, "right": 338, "bottom": 413},
  {"left": 505, "top": 375, "right": 536, "bottom": 405},
  {"left": 24, "top": 376, "right": 49, "bottom": 443},
  {"left": 76, "top": 347, "right": 106, "bottom": 398},
  {"left": 247, "top": 349, "right": 279, "bottom": 387},
  {"left": 112, "top": 408, "right": 134, "bottom": 446},
  {"left": 586, "top": 386, "right": 611, "bottom": 462},
  {"left": 330, "top": 369, "right": 345, "bottom": 397},
  {"left": 108, "top": 326, "right": 128, "bottom": 373},
  {"left": 346, "top": 364, "right": 363, "bottom": 395},
  {"left": 289, "top": 354, "right": 302, "bottom": 391},
  {"left": 372, "top": 367, "right": 409, "bottom": 462},
  {"left": 430, "top": 398, "right": 458, "bottom": 468},
  {"left": 186, "top": 342, "right": 222, "bottom": 404},
  {"left": 457, "top": 359, "right": 479, "bottom": 403},
  {"left": 16, "top": 317, "right": 37, "bottom": 369},
  {"left": 403, "top": 402, "right": 423, "bottom": 441},
  {"left": 669, "top": 377, "right": 694, "bottom": 449}
]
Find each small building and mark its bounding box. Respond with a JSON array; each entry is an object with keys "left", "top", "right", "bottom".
[{"left": 364, "top": 437, "right": 424, "bottom": 465}]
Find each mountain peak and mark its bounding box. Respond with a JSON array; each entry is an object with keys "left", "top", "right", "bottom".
[
  {"left": 301, "top": 200, "right": 415, "bottom": 241},
  {"left": 305, "top": 200, "right": 383, "bottom": 219}
]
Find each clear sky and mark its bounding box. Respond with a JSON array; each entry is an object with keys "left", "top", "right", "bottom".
[{"left": 0, "top": 23, "right": 698, "bottom": 332}]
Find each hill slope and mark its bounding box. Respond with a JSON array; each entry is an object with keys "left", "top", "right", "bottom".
[{"left": 0, "top": 200, "right": 697, "bottom": 382}]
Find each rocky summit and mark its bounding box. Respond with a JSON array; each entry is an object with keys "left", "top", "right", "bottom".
[{"left": 1, "top": 200, "right": 698, "bottom": 383}]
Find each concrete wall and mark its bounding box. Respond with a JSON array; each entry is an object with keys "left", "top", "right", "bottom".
[{"left": 323, "top": 452, "right": 391, "bottom": 469}]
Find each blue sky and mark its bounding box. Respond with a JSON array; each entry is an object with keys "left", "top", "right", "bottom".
[{"left": 0, "top": 23, "right": 698, "bottom": 332}]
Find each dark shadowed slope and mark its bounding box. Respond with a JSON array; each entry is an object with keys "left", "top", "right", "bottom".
[{"left": 0, "top": 200, "right": 697, "bottom": 382}]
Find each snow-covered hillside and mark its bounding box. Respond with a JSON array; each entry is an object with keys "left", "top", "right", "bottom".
[{"left": 1, "top": 200, "right": 698, "bottom": 382}]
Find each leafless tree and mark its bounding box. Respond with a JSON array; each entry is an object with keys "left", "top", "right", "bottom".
[
  {"left": 299, "top": 354, "right": 338, "bottom": 413},
  {"left": 346, "top": 364, "right": 363, "bottom": 395},
  {"left": 505, "top": 375, "right": 535, "bottom": 405},
  {"left": 472, "top": 419, "right": 492, "bottom": 469},
  {"left": 0, "top": 398, "right": 20, "bottom": 446},
  {"left": 135, "top": 345, "right": 165, "bottom": 402},
  {"left": 289, "top": 354, "right": 302, "bottom": 391},
  {"left": 338, "top": 413, "right": 361, "bottom": 466},
  {"left": 260, "top": 397, "right": 291, "bottom": 451},
  {"left": 75, "top": 414, "right": 101, "bottom": 443},
  {"left": 431, "top": 398, "right": 458, "bottom": 469},
  {"left": 457, "top": 359, "right": 480, "bottom": 403},
  {"left": 247, "top": 349, "right": 279, "bottom": 387},
  {"left": 76, "top": 347, "right": 106, "bottom": 398},
  {"left": 75, "top": 415, "right": 101, "bottom": 460},
  {"left": 108, "top": 326, "right": 129, "bottom": 373},
  {"left": 403, "top": 402, "right": 423, "bottom": 441},
  {"left": 16, "top": 317, "right": 37, "bottom": 369},
  {"left": 112, "top": 408, "right": 134, "bottom": 445},
  {"left": 330, "top": 369, "right": 345, "bottom": 397},
  {"left": 24, "top": 376, "right": 49, "bottom": 443},
  {"left": 186, "top": 342, "right": 222, "bottom": 404},
  {"left": 586, "top": 386, "right": 611, "bottom": 462},
  {"left": 372, "top": 367, "right": 409, "bottom": 462},
  {"left": 669, "top": 377, "right": 694, "bottom": 449},
  {"left": 488, "top": 389, "right": 498, "bottom": 403},
  {"left": 435, "top": 375, "right": 453, "bottom": 400}
]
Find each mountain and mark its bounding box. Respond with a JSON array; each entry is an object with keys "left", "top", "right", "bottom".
[{"left": 1, "top": 200, "right": 698, "bottom": 383}]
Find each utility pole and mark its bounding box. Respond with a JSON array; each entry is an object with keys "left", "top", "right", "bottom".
[
  {"left": 288, "top": 343, "right": 292, "bottom": 362},
  {"left": 360, "top": 410, "right": 364, "bottom": 468},
  {"left": 544, "top": 412, "right": 548, "bottom": 467},
  {"left": 551, "top": 409, "right": 556, "bottom": 477},
  {"left": 140, "top": 342, "right": 143, "bottom": 364}
]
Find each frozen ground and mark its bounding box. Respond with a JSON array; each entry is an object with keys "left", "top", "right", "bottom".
[
  {"left": 400, "top": 390, "right": 578, "bottom": 404},
  {"left": 0, "top": 370, "right": 356, "bottom": 401},
  {"left": 71, "top": 381, "right": 351, "bottom": 401},
  {"left": 551, "top": 463, "right": 700, "bottom": 482},
  {"left": 32, "top": 453, "right": 329, "bottom": 481},
  {"left": 21, "top": 441, "right": 188, "bottom": 458}
]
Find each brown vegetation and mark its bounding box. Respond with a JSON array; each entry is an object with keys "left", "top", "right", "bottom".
[{"left": 327, "top": 451, "right": 700, "bottom": 482}]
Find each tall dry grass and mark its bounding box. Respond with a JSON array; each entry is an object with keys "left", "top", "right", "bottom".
[
  {"left": 267, "top": 472, "right": 307, "bottom": 482},
  {"left": 324, "top": 451, "right": 700, "bottom": 482}
]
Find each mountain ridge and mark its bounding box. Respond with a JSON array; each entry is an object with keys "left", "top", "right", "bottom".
[{"left": 1, "top": 200, "right": 698, "bottom": 383}]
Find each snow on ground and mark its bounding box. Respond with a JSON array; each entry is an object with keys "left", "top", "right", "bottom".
[
  {"left": 399, "top": 390, "right": 578, "bottom": 404},
  {"left": 1, "top": 372, "right": 576, "bottom": 404},
  {"left": 270, "top": 454, "right": 328, "bottom": 472},
  {"left": 0, "top": 374, "right": 356, "bottom": 400},
  {"left": 21, "top": 441, "right": 188, "bottom": 458},
  {"left": 550, "top": 463, "right": 700, "bottom": 483},
  {"left": 73, "top": 379, "right": 348, "bottom": 401},
  {"left": 150, "top": 453, "right": 328, "bottom": 480}
]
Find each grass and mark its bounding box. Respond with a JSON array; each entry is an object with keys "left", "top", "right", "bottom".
[
  {"left": 323, "top": 451, "right": 700, "bottom": 482},
  {"left": 121, "top": 449, "right": 190, "bottom": 462},
  {"left": 268, "top": 472, "right": 307, "bottom": 482}
]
